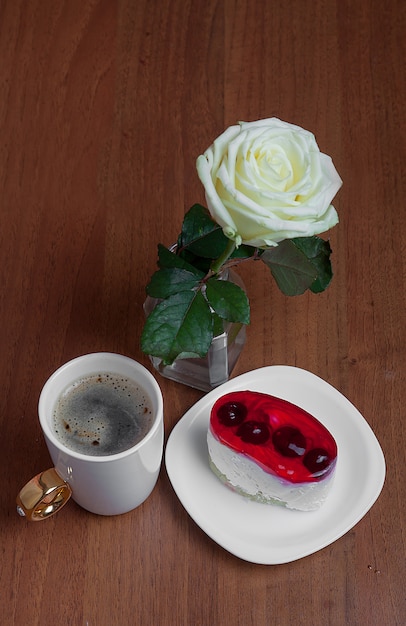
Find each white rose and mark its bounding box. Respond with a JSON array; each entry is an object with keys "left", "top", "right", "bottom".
[{"left": 196, "top": 118, "right": 342, "bottom": 248}]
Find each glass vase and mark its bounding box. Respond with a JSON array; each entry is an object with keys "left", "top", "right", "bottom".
[{"left": 143, "top": 269, "right": 246, "bottom": 393}]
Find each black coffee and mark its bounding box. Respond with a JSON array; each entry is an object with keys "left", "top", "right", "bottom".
[{"left": 52, "top": 373, "right": 154, "bottom": 456}]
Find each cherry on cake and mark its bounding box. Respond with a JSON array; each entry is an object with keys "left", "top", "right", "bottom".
[{"left": 207, "top": 390, "right": 337, "bottom": 511}]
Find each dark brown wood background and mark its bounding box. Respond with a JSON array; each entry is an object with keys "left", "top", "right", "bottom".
[{"left": 1, "top": 1, "right": 405, "bottom": 624}]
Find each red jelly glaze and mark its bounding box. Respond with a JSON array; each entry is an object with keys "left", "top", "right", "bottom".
[{"left": 210, "top": 391, "right": 337, "bottom": 483}]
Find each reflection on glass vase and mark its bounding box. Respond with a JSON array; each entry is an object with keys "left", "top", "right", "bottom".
[{"left": 143, "top": 269, "right": 247, "bottom": 393}]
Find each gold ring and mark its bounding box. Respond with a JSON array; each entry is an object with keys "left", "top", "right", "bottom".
[{"left": 16, "top": 468, "right": 72, "bottom": 521}]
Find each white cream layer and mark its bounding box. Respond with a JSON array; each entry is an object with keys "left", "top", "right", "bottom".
[{"left": 207, "top": 429, "right": 335, "bottom": 511}]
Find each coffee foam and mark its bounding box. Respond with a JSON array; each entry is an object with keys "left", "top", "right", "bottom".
[{"left": 52, "top": 373, "right": 153, "bottom": 456}]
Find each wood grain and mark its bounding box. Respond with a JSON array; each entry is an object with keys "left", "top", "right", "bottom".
[{"left": 0, "top": 0, "right": 405, "bottom": 624}]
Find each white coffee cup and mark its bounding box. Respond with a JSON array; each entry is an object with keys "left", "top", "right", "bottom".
[{"left": 16, "top": 353, "right": 164, "bottom": 520}]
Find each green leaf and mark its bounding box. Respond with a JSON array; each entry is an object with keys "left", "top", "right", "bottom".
[
  {"left": 180, "top": 204, "right": 229, "bottom": 258},
  {"left": 212, "top": 312, "right": 225, "bottom": 337},
  {"left": 146, "top": 268, "right": 202, "bottom": 299},
  {"left": 230, "top": 244, "right": 260, "bottom": 260},
  {"left": 205, "top": 278, "right": 250, "bottom": 324},
  {"left": 157, "top": 243, "right": 204, "bottom": 276},
  {"left": 176, "top": 247, "right": 213, "bottom": 274},
  {"left": 140, "top": 290, "right": 213, "bottom": 365},
  {"left": 261, "top": 239, "right": 317, "bottom": 296},
  {"left": 291, "top": 236, "right": 333, "bottom": 293}
]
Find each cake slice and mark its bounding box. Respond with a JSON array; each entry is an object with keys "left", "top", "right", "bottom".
[{"left": 207, "top": 390, "right": 337, "bottom": 511}]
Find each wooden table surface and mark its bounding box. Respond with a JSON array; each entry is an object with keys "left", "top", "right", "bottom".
[{"left": 1, "top": 1, "right": 405, "bottom": 624}]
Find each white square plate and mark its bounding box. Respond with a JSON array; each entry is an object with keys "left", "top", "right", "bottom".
[{"left": 165, "top": 366, "right": 385, "bottom": 564}]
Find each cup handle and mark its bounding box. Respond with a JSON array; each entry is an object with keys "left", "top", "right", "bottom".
[{"left": 16, "top": 468, "right": 72, "bottom": 521}]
